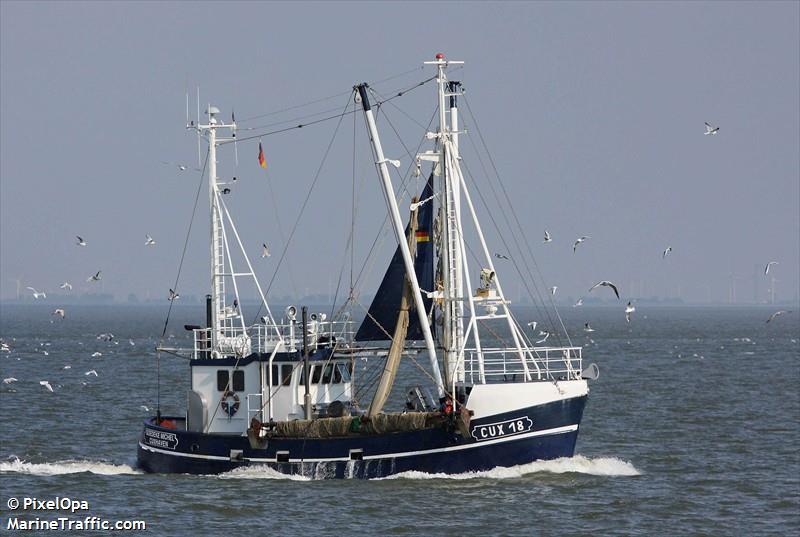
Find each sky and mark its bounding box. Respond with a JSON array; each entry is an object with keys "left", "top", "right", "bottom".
[{"left": 1, "top": 1, "right": 798, "bottom": 306}]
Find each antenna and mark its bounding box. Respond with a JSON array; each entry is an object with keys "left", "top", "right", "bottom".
[
  {"left": 196, "top": 87, "right": 201, "bottom": 168},
  {"left": 185, "top": 89, "right": 189, "bottom": 126},
  {"left": 232, "top": 107, "right": 238, "bottom": 166}
]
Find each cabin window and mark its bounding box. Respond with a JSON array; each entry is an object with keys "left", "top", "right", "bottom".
[
  {"left": 333, "top": 363, "right": 342, "bottom": 383},
  {"left": 217, "top": 370, "right": 229, "bottom": 391},
  {"left": 311, "top": 365, "right": 322, "bottom": 384},
  {"left": 321, "top": 364, "right": 334, "bottom": 384},
  {"left": 271, "top": 364, "right": 279, "bottom": 386},
  {"left": 281, "top": 364, "right": 293, "bottom": 386},
  {"left": 337, "top": 362, "right": 351, "bottom": 383},
  {"left": 232, "top": 370, "right": 245, "bottom": 391},
  {"left": 276, "top": 452, "right": 290, "bottom": 463}
]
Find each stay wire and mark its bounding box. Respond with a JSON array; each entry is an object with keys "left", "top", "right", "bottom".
[{"left": 155, "top": 149, "right": 210, "bottom": 415}]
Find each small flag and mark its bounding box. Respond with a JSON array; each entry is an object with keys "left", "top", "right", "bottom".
[
  {"left": 415, "top": 230, "right": 430, "bottom": 242},
  {"left": 258, "top": 142, "right": 267, "bottom": 169}
]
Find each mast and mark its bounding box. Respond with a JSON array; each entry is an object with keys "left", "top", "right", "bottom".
[
  {"left": 206, "top": 108, "right": 225, "bottom": 352},
  {"left": 356, "top": 84, "right": 445, "bottom": 398}
]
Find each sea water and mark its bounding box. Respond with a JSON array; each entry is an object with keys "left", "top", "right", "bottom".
[{"left": 1, "top": 304, "right": 798, "bottom": 535}]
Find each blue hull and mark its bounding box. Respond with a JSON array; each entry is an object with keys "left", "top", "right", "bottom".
[{"left": 137, "top": 395, "right": 587, "bottom": 479}]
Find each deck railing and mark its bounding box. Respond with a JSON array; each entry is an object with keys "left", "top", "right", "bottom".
[
  {"left": 191, "top": 320, "right": 355, "bottom": 359},
  {"left": 464, "top": 346, "right": 583, "bottom": 383}
]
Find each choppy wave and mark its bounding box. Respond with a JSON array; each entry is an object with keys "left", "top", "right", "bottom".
[
  {"left": 378, "top": 455, "right": 640, "bottom": 480},
  {"left": 0, "top": 457, "right": 141, "bottom": 476}
]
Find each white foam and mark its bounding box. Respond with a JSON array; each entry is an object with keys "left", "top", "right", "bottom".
[
  {"left": 217, "top": 465, "right": 311, "bottom": 481},
  {"left": 377, "top": 455, "right": 640, "bottom": 480},
  {"left": 0, "top": 457, "right": 141, "bottom": 476}
]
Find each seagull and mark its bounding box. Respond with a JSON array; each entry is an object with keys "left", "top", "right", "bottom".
[
  {"left": 261, "top": 243, "right": 271, "bottom": 258},
  {"left": 409, "top": 193, "right": 437, "bottom": 211},
  {"left": 584, "top": 322, "right": 595, "bottom": 332},
  {"left": 573, "top": 236, "right": 590, "bottom": 253},
  {"left": 663, "top": 246, "right": 672, "bottom": 259},
  {"left": 494, "top": 253, "right": 510, "bottom": 260},
  {"left": 543, "top": 230, "right": 552, "bottom": 243},
  {"left": 765, "top": 261, "right": 778, "bottom": 275},
  {"left": 535, "top": 331, "right": 550, "bottom": 344},
  {"left": 549, "top": 286, "right": 558, "bottom": 296},
  {"left": 39, "top": 380, "right": 53, "bottom": 392},
  {"left": 3, "top": 377, "right": 17, "bottom": 384},
  {"left": 128, "top": 339, "right": 135, "bottom": 346},
  {"left": 60, "top": 282, "right": 73, "bottom": 290},
  {"left": 96, "top": 333, "right": 114, "bottom": 341},
  {"left": 26, "top": 287, "right": 46, "bottom": 299},
  {"left": 625, "top": 301, "right": 636, "bottom": 323},
  {"left": 589, "top": 280, "right": 620, "bottom": 299},
  {"left": 87, "top": 271, "right": 102, "bottom": 282},
  {"left": 52, "top": 308, "right": 65, "bottom": 319},
  {"left": 63, "top": 365, "right": 71, "bottom": 369},
  {"left": 573, "top": 298, "right": 583, "bottom": 307},
  {"left": 76, "top": 236, "right": 87, "bottom": 246},
  {"left": 145, "top": 235, "right": 156, "bottom": 246},
  {"left": 85, "top": 370, "right": 98, "bottom": 377},
  {"left": 704, "top": 122, "right": 719, "bottom": 135},
  {"left": 221, "top": 188, "right": 231, "bottom": 195},
  {"left": 91, "top": 352, "right": 102, "bottom": 357},
  {"left": 766, "top": 310, "right": 791, "bottom": 323},
  {"left": 161, "top": 161, "right": 200, "bottom": 172},
  {"left": 168, "top": 289, "right": 180, "bottom": 301},
  {"left": 526, "top": 321, "right": 538, "bottom": 331},
  {"left": 140, "top": 405, "right": 150, "bottom": 412}
]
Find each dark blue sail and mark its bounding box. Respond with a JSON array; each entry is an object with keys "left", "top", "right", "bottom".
[{"left": 355, "top": 174, "right": 435, "bottom": 342}]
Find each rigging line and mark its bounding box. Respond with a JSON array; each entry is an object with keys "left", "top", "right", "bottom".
[
  {"left": 462, "top": 96, "right": 574, "bottom": 348},
  {"left": 238, "top": 65, "right": 425, "bottom": 123},
  {"left": 249, "top": 92, "right": 354, "bottom": 326},
  {"left": 154, "top": 149, "right": 209, "bottom": 417},
  {"left": 222, "top": 75, "right": 439, "bottom": 147},
  {"left": 458, "top": 116, "right": 564, "bottom": 347},
  {"left": 350, "top": 107, "right": 439, "bottom": 291},
  {"left": 263, "top": 167, "right": 300, "bottom": 298},
  {"left": 242, "top": 103, "right": 356, "bottom": 132},
  {"left": 460, "top": 156, "right": 564, "bottom": 347}
]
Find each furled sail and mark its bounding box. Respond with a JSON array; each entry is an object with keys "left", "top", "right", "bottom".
[{"left": 355, "top": 174, "right": 435, "bottom": 342}]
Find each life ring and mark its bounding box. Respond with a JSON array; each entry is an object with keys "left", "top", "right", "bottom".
[{"left": 221, "top": 390, "right": 240, "bottom": 417}]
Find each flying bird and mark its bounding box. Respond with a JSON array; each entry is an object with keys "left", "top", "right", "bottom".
[
  {"left": 526, "top": 321, "right": 538, "bottom": 331},
  {"left": 87, "top": 271, "right": 102, "bottom": 282},
  {"left": 76, "top": 236, "right": 87, "bottom": 246},
  {"left": 583, "top": 322, "right": 595, "bottom": 332},
  {"left": 663, "top": 247, "right": 672, "bottom": 259},
  {"left": 161, "top": 161, "right": 200, "bottom": 172},
  {"left": 52, "top": 308, "right": 65, "bottom": 319},
  {"left": 261, "top": 243, "right": 271, "bottom": 258},
  {"left": 494, "top": 253, "right": 510, "bottom": 260},
  {"left": 765, "top": 261, "right": 778, "bottom": 275},
  {"left": 766, "top": 310, "right": 791, "bottom": 323},
  {"left": 39, "top": 380, "right": 53, "bottom": 392},
  {"left": 145, "top": 235, "right": 156, "bottom": 246},
  {"left": 85, "top": 370, "right": 98, "bottom": 377},
  {"left": 589, "top": 280, "right": 620, "bottom": 299},
  {"left": 573, "top": 236, "right": 590, "bottom": 253},
  {"left": 221, "top": 188, "right": 231, "bottom": 195},
  {"left": 59, "top": 282, "right": 73, "bottom": 290},
  {"left": 549, "top": 286, "right": 558, "bottom": 296},
  {"left": 535, "top": 331, "right": 550, "bottom": 344},
  {"left": 168, "top": 289, "right": 180, "bottom": 301},
  {"left": 91, "top": 352, "right": 103, "bottom": 357},
  {"left": 704, "top": 122, "right": 719, "bottom": 135},
  {"left": 3, "top": 377, "right": 18, "bottom": 384},
  {"left": 573, "top": 298, "right": 583, "bottom": 307},
  {"left": 625, "top": 301, "right": 636, "bottom": 323},
  {"left": 543, "top": 230, "right": 552, "bottom": 243},
  {"left": 26, "top": 287, "right": 46, "bottom": 299},
  {"left": 140, "top": 405, "right": 150, "bottom": 412}
]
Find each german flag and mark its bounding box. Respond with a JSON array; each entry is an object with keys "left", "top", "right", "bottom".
[
  {"left": 258, "top": 142, "right": 267, "bottom": 169},
  {"left": 415, "top": 230, "right": 430, "bottom": 242}
]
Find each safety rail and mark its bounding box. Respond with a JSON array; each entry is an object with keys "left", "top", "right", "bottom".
[
  {"left": 465, "top": 346, "right": 583, "bottom": 383},
  {"left": 191, "top": 320, "right": 355, "bottom": 359}
]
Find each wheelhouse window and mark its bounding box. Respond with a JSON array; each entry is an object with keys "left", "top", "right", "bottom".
[
  {"left": 281, "top": 364, "right": 293, "bottom": 386},
  {"left": 217, "top": 370, "right": 229, "bottom": 391},
  {"left": 321, "top": 364, "right": 334, "bottom": 384},
  {"left": 337, "top": 362, "right": 351, "bottom": 382},
  {"left": 311, "top": 365, "right": 322, "bottom": 384},
  {"left": 232, "top": 370, "right": 245, "bottom": 391}
]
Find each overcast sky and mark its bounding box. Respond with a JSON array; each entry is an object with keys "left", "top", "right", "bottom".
[{"left": 1, "top": 1, "right": 798, "bottom": 305}]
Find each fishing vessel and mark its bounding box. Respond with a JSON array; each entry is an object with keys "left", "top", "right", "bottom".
[{"left": 137, "top": 55, "right": 598, "bottom": 478}]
